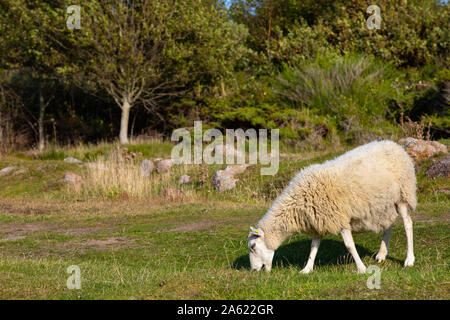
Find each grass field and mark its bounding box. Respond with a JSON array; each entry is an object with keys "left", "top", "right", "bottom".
[{"left": 0, "top": 141, "right": 448, "bottom": 299}]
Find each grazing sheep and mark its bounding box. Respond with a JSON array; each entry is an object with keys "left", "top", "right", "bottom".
[{"left": 248, "top": 140, "right": 417, "bottom": 274}]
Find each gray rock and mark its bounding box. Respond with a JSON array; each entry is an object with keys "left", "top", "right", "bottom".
[
  {"left": 157, "top": 159, "right": 174, "bottom": 173},
  {"left": 211, "top": 170, "right": 239, "bottom": 192},
  {"left": 64, "top": 157, "right": 83, "bottom": 164},
  {"left": 426, "top": 155, "right": 450, "bottom": 178},
  {"left": 0, "top": 166, "right": 18, "bottom": 176},
  {"left": 12, "top": 168, "right": 27, "bottom": 176},
  {"left": 211, "top": 164, "right": 251, "bottom": 192},
  {"left": 398, "top": 137, "right": 417, "bottom": 146},
  {"left": 63, "top": 172, "right": 83, "bottom": 183},
  {"left": 178, "top": 174, "right": 191, "bottom": 184},
  {"left": 429, "top": 141, "right": 448, "bottom": 154},
  {"left": 223, "top": 164, "right": 250, "bottom": 175},
  {"left": 140, "top": 159, "right": 155, "bottom": 177},
  {"left": 398, "top": 137, "right": 447, "bottom": 163}
]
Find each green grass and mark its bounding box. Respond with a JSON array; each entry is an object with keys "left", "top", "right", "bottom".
[
  {"left": 0, "top": 202, "right": 447, "bottom": 299},
  {"left": 0, "top": 142, "right": 448, "bottom": 299},
  {"left": 29, "top": 140, "right": 174, "bottom": 162}
]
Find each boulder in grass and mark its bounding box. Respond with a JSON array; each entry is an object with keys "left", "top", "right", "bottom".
[
  {"left": 0, "top": 166, "right": 18, "bottom": 177},
  {"left": 63, "top": 172, "right": 83, "bottom": 184},
  {"left": 428, "top": 141, "right": 448, "bottom": 154},
  {"left": 140, "top": 159, "right": 155, "bottom": 177},
  {"left": 223, "top": 164, "right": 251, "bottom": 175},
  {"left": 12, "top": 168, "right": 27, "bottom": 177},
  {"left": 156, "top": 159, "right": 173, "bottom": 173},
  {"left": 64, "top": 157, "right": 83, "bottom": 164},
  {"left": 211, "top": 164, "right": 251, "bottom": 192},
  {"left": 426, "top": 155, "right": 450, "bottom": 178},
  {"left": 178, "top": 174, "right": 191, "bottom": 184},
  {"left": 211, "top": 170, "right": 239, "bottom": 192},
  {"left": 398, "top": 138, "right": 447, "bottom": 163}
]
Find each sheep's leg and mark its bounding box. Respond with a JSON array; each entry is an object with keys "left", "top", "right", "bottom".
[
  {"left": 340, "top": 229, "right": 366, "bottom": 273},
  {"left": 300, "top": 238, "right": 320, "bottom": 274},
  {"left": 375, "top": 225, "right": 392, "bottom": 262},
  {"left": 398, "top": 202, "right": 415, "bottom": 267}
]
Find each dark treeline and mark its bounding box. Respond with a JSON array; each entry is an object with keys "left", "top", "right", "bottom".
[{"left": 0, "top": 0, "right": 448, "bottom": 153}]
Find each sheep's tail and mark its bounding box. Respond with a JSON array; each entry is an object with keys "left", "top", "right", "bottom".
[
  {"left": 399, "top": 154, "right": 417, "bottom": 212},
  {"left": 400, "top": 184, "right": 417, "bottom": 212}
]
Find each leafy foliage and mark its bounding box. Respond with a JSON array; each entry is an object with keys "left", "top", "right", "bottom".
[
  {"left": 230, "top": 0, "right": 450, "bottom": 69},
  {"left": 0, "top": 0, "right": 448, "bottom": 150}
]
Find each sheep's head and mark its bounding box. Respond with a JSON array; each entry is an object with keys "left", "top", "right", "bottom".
[{"left": 248, "top": 227, "right": 274, "bottom": 272}]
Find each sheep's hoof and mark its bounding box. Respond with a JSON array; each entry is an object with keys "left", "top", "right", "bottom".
[
  {"left": 375, "top": 253, "right": 387, "bottom": 263},
  {"left": 357, "top": 266, "right": 367, "bottom": 274},
  {"left": 404, "top": 256, "right": 415, "bottom": 267},
  {"left": 300, "top": 267, "right": 313, "bottom": 274}
]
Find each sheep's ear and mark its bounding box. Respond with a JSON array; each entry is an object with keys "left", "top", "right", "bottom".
[{"left": 250, "top": 226, "right": 263, "bottom": 237}]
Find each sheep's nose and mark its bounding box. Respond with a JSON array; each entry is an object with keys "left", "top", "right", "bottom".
[{"left": 251, "top": 266, "right": 262, "bottom": 272}]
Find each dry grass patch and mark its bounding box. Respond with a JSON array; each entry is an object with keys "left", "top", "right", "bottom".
[{"left": 69, "top": 151, "right": 198, "bottom": 201}]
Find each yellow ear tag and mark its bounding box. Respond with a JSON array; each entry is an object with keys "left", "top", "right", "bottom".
[{"left": 254, "top": 229, "right": 259, "bottom": 234}]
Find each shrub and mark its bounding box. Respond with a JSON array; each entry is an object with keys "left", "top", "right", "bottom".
[
  {"left": 275, "top": 52, "right": 401, "bottom": 143},
  {"left": 396, "top": 67, "right": 450, "bottom": 139}
]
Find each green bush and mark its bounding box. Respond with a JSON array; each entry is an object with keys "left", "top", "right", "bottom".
[
  {"left": 274, "top": 52, "right": 402, "bottom": 142},
  {"left": 333, "top": 0, "right": 450, "bottom": 68},
  {"left": 200, "top": 51, "right": 408, "bottom": 148},
  {"left": 238, "top": 0, "right": 449, "bottom": 69}
]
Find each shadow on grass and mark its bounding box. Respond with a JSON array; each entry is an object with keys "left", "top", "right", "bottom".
[{"left": 232, "top": 239, "right": 403, "bottom": 270}]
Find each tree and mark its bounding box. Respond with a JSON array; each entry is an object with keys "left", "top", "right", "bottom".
[
  {"left": 66, "top": 0, "right": 248, "bottom": 144},
  {"left": 0, "top": 0, "right": 73, "bottom": 151}
]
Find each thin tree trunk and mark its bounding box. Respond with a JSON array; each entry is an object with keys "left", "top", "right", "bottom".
[
  {"left": 0, "top": 109, "right": 4, "bottom": 155},
  {"left": 119, "top": 98, "right": 131, "bottom": 144},
  {"left": 0, "top": 109, "right": 3, "bottom": 143},
  {"left": 266, "top": 0, "right": 272, "bottom": 61},
  {"left": 38, "top": 85, "right": 46, "bottom": 152},
  {"left": 220, "top": 79, "right": 227, "bottom": 97},
  {"left": 130, "top": 108, "right": 138, "bottom": 139}
]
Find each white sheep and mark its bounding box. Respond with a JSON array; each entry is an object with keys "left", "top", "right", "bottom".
[{"left": 248, "top": 140, "right": 417, "bottom": 274}]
